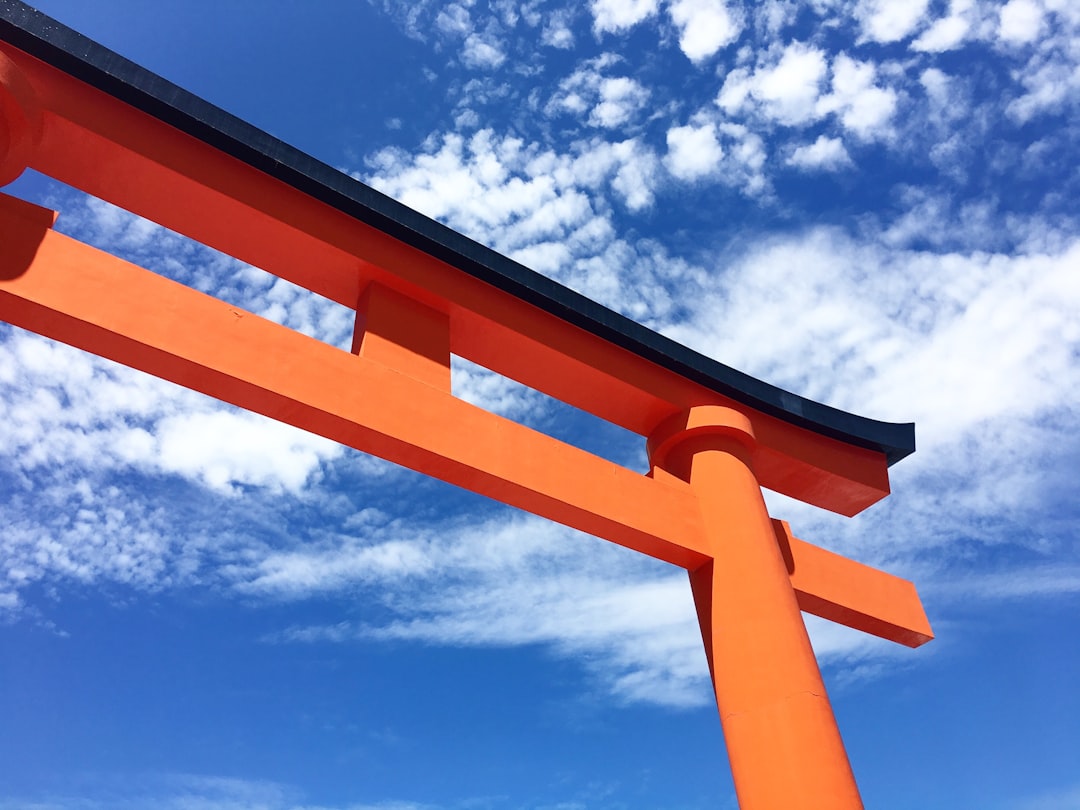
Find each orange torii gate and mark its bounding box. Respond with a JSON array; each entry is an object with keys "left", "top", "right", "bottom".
[{"left": 0, "top": 3, "right": 931, "bottom": 807}]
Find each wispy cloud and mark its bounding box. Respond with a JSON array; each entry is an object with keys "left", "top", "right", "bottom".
[{"left": 0, "top": 772, "right": 434, "bottom": 810}]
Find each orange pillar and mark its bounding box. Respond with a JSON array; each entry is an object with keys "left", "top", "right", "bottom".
[{"left": 648, "top": 406, "right": 862, "bottom": 809}]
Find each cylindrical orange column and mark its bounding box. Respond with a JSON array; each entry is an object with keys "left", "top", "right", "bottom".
[{"left": 649, "top": 407, "right": 862, "bottom": 809}]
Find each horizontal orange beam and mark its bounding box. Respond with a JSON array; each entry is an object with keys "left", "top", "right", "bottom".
[
  {"left": 0, "top": 192, "right": 709, "bottom": 569},
  {"left": 0, "top": 42, "right": 892, "bottom": 516},
  {"left": 773, "top": 520, "right": 934, "bottom": 648},
  {"left": 0, "top": 193, "right": 932, "bottom": 644}
]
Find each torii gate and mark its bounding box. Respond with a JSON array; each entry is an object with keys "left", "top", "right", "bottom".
[{"left": 0, "top": 3, "right": 932, "bottom": 807}]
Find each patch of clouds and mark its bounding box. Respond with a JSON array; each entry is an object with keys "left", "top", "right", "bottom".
[
  {"left": 2, "top": 479, "right": 216, "bottom": 612},
  {"left": 154, "top": 410, "right": 341, "bottom": 495},
  {"left": 603, "top": 138, "right": 663, "bottom": 211},
  {"left": 818, "top": 54, "right": 898, "bottom": 140},
  {"left": 667, "top": 0, "right": 742, "bottom": 64},
  {"left": 1006, "top": 51, "right": 1080, "bottom": 123},
  {"left": 0, "top": 330, "right": 340, "bottom": 496},
  {"left": 717, "top": 122, "right": 770, "bottom": 194},
  {"left": 541, "top": 9, "right": 575, "bottom": 49},
  {"left": 664, "top": 121, "right": 724, "bottom": 180},
  {"left": 589, "top": 0, "right": 660, "bottom": 34},
  {"left": 999, "top": 0, "right": 1045, "bottom": 45},
  {"left": 590, "top": 76, "right": 651, "bottom": 128},
  {"left": 547, "top": 55, "right": 650, "bottom": 130},
  {"left": 462, "top": 32, "right": 507, "bottom": 70},
  {"left": 933, "top": 565, "right": 1080, "bottom": 602},
  {"left": 754, "top": 0, "right": 799, "bottom": 36},
  {"left": 717, "top": 42, "right": 828, "bottom": 126},
  {"left": 246, "top": 512, "right": 708, "bottom": 708},
  {"left": 0, "top": 773, "right": 426, "bottom": 810},
  {"left": 362, "top": 129, "right": 681, "bottom": 319},
  {"left": 715, "top": 46, "right": 896, "bottom": 142},
  {"left": 434, "top": 3, "right": 472, "bottom": 37},
  {"left": 855, "top": 0, "right": 932, "bottom": 43},
  {"left": 788, "top": 135, "right": 853, "bottom": 171},
  {"left": 912, "top": 0, "right": 974, "bottom": 52},
  {"left": 920, "top": 67, "right": 956, "bottom": 114}
]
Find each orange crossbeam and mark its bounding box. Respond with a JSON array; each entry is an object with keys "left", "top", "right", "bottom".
[
  {"left": 0, "top": 191, "right": 931, "bottom": 649},
  {"left": 0, "top": 193, "right": 709, "bottom": 570},
  {"left": 0, "top": 42, "right": 892, "bottom": 516},
  {"left": 774, "top": 520, "right": 933, "bottom": 648}
]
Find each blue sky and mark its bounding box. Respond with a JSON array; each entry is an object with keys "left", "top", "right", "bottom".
[{"left": 1, "top": 0, "right": 1078, "bottom": 808}]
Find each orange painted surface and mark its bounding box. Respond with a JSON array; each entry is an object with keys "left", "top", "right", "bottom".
[
  {"left": 0, "top": 193, "right": 709, "bottom": 569},
  {"left": 0, "top": 188, "right": 931, "bottom": 642},
  {"left": 353, "top": 283, "right": 452, "bottom": 392},
  {"left": 0, "top": 41, "right": 892, "bottom": 516},
  {"left": 0, "top": 51, "right": 40, "bottom": 185},
  {"left": 774, "top": 520, "right": 934, "bottom": 648},
  {"left": 652, "top": 407, "right": 863, "bottom": 809}
]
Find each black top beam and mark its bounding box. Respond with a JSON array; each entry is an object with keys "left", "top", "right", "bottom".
[{"left": 0, "top": 0, "right": 914, "bottom": 464}]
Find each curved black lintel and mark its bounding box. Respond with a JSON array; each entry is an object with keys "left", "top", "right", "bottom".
[{"left": 0, "top": 0, "right": 915, "bottom": 465}]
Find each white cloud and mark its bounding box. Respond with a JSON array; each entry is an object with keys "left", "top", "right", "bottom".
[
  {"left": 0, "top": 328, "right": 343, "bottom": 497},
  {"left": 606, "top": 138, "right": 662, "bottom": 211},
  {"left": 716, "top": 66, "right": 753, "bottom": 114},
  {"left": 590, "top": 0, "right": 660, "bottom": 34},
  {"left": 788, "top": 135, "right": 853, "bottom": 170},
  {"left": 999, "top": 0, "right": 1044, "bottom": 44},
  {"left": 435, "top": 3, "right": 472, "bottom": 37},
  {"left": 155, "top": 410, "right": 340, "bottom": 495},
  {"left": 721, "top": 42, "right": 828, "bottom": 126},
  {"left": 755, "top": 0, "right": 799, "bottom": 35},
  {"left": 249, "top": 512, "right": 710, "bottom": 707},
  {"left": 541, "top": 10, "right": 575, "bottom": 48},
  {"left": 664, "top": 122, "right": 724, "bottom": 180},
  {"left": 920, "top": 67, "right": 952, "bottom": 108},
  {"left": 912, "top": 0, "right": 972, "bottom": 52},
  {"left": 1006, "top": 56, "right": 1080, "bottom": 122},
  {"left": 934, "top": 565, "right": 1080, "bottom": 601},
  {"left": 462, "top": 32, "right": 506, "bottom": 69},
  {"left": 755, "top": 42, "right": 829, "bottom": 125},
  {"left": 589, "top": 76, "right": 651, "bottom": 127},
  {"left": 856, "top": 0, "right": 931, "bottom": 43},
  {"left": 547, "top": 56, "right": 651, "bottom": 131},
  {"left": 363, "top": 130, "right": 675, "bottom": 314},
  {"left": 717, "top": 121, "right": 770, "bottom": 194},
  {"left": 668, "top": 0, "right": 742, "bottom": 64},
  {"left": 818, "top": 54, "right": 898, "bottom": 140},
  {"left": 718, "top": 47, "right": 896, "bottom": 140}
]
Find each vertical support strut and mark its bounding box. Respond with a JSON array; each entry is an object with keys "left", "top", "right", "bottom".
[
  {"left": 352, "top": 282, "right": 451, "bottom": 391},
  {"left": 649, "top": 406, "right": 863, "bottom": 809}
]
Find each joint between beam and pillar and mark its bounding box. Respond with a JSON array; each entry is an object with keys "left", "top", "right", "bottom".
[
  {"left": 647, "top": 405, "right": 864, "bottom": 810},
  {"left": 352, "top": 281, "right": 451, "bottom": 392}
]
